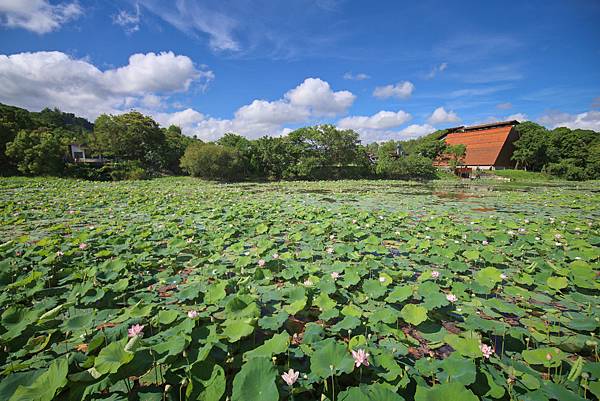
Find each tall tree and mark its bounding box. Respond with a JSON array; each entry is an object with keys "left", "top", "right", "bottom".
[{"left": 91, "top": 112, "right": 165, "bottom": 169}]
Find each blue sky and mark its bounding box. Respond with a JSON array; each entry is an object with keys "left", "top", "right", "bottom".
[{"left": 0, "top": 0, "right": 599, "bottom": 141}]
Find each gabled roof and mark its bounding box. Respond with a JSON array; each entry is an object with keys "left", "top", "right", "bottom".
[{"left": 439, "top": 121, "right": 519, "bottom": 166}]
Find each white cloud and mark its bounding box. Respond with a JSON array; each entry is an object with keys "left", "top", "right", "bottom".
[
  {"left": 399, "top": 124, "right": 436, "bottom": 137},
  {"left": 427, "top": 107, "right": 460, "bottom": 125},
  {"left": 155, "top": 78, "right": 356, "bottom": 140},
  {"left": 0, "top": 51, "right": 212, "bottom": 120},
  {"left": 338, "top": 110, "right": 411, "bottom": 130},
  {"left": 284, "top": 78, "right": 355, "bottom": 116},
  {"left": 138, "top": 0, "right": 239, "bottom": 51},
  {"left": 113, "top": 3, "right": 140, "bottom": 33},
  {"left": 373, "top": 81, "right": 414, "bottom": 99},
  {"left": 539, "top": 110, "right": 600, "bottom": 131},
  {"left": 343, "top": 72, "right": 370, "bottom": 81},
  {"left": 506, "top": 113, "right": 527, "bottom": 121},
  {"left": 0, "top": 0, "right": 81, "bottom": 33},
  {"left": 426, "top": 62, "right": 448, "bottom": 79}
]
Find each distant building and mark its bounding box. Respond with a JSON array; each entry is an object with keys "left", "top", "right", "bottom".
[
  {"left": 434, "top": 120, "right": 520, "bottom": 174},
  {"left": 68, "top": 144, "right": 106, "bottom": 164}
]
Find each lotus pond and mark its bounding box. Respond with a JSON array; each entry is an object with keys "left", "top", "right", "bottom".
[{"left": 0, "top": 176, "right": 599, "bottom": 401}]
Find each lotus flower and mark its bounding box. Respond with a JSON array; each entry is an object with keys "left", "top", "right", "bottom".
[
  {"left": 56, "top": 251, "right": 64, "bottom": 257},
  {"left": 446, "top": 293, "right": 457, "bottom": 303},
  {"left": 79, "top": 243, "right": 88, "bottom": 250},
  {"left": 351, "top": 349, "right": 370, "bottom": 367},
  {"left": 187, "top": 310, "right": 198, "bottom": 319},
  {"left": 272, "top": 253, "right": 279, "bottom": 259},
  {"left": 480, "top": 343, "right": 494, "bottom": 359},
  {"left": 326, "top": 247, "right": 334, "bottom": 254},
  {"left": 281, "top": 369, "right": 299, "bottom": 386},
  {"left": 331, "top": 272, "right": 340, "bottom": 280},
  {"left": 258, "top": 259, "right": 266, "bottom": 267},
  {"left": 303, "top": 279, "right": 313, "bottom": 286},
  {"left": 128, "top": 324, "right": 144, "bottom": 337},
  {"left": 379, "top": 276, "right": 386, "bottom": 283},
  {"left": 431, "top": 270, "right": 440, "bottom": 279}
]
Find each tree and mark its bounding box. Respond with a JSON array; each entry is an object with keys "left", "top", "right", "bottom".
[
  {"left": 180, "top": 142, "right": 245, "bottom": 181},
  {"left": 91, "top": 112, "right": 165, "bottom": 169},
  {"left": 447, "top": 144, "right": 466, "bottom": 170},
  {"left": 5, "top": 128, "right": 67, "bottom": 175},
  {"left": 162, "top": 125, "right": 195, "bottom": 174},
  {"left": 375, "top": 153, "right": 436, "bottom": 180},
  {"left": 512, "top": 122, "right": 549, "bottom": 170}
]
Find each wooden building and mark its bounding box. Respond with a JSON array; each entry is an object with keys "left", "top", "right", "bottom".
[{"left": 434, "top": 120, "right": 520, "bottom": 174}]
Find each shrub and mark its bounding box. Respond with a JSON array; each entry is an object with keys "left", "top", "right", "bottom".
[
  {"left": 180, "top": 142, "right": 245, "bottom": 181},
  {"left": 376, "top": 154, "right": 437, "bottom": 180}
]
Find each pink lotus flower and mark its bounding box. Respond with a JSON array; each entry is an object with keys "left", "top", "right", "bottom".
[
  {"left": 351, "top": 349, "right": 370, "bottom": 368},
  {"left": 500, "top": 273, "right": 507, "bottom": 280},
  {"left": 79, "top": 243, "right": 88, "bottom": 250},
  {"left": 258, "top": 259, "right": 266, "bottom": 267},
  {"left": 326, "top": 247, "right": 334, "bottom": 254},
  {"left": 431, "top": 270, "right": 440, "bottom": 279},
  {"left": 303, "top": 279, "right": 313, "bottom": 286},
  {"left": 128, "top": 324, "right": 144, "bottom": 337},
  {"left": 480, "top": 343, "right": 494, "bottom": 359},
  {"left": 187, "top": 310, "right": 198, "bottom": 319},
  {"left": 281, "top": 369, "right": 299, "bottom": 386},
  {"left": 482, "top": 240, "right": 489, "bottom": 245},
  {"left": 68, "top": 210, "right": 75, "bottom": 215},
  {"left": 56, "top": 251, "right": 64, "bottom": 257},
  {"left": 272, "top": 253, "right": 279, "bottom": 259},
  {"left": 446, "top": 293, "right": 457, "bottom": 303},
  {"left": 379, "top": 276, "right": 386, "bottom": 283},
  {"left": 331, "top": 272, "right": 340, "bottom": 280}
]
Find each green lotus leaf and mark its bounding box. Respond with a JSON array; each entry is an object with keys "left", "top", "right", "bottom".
[
  {"left": 94, "top": 341, "right": 134, "bottom": 374},
  {"left": 522, "top": 347, "right": 564, "bottom": 367},
  {"left": 310, "top": 338, "right": 354, "bottom": 378},
  {"left": 415, "top": 382, "right": 478, "bottom": 401},
  {"left": 244, "top": 331, "right": 289, "bottom": 361},
  {"left": 400, "top": 304, "right": 428, "bottom": 326},
  {"left": 9, "top": 358, "right": 68, "bottom": 401},
  {"left": 232, "top": 357, "right": 278, "bottom": 401},
  {"left": 222, "top": 319, "right": 255, "bottom": 342}
]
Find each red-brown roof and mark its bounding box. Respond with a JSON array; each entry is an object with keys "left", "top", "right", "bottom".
[{"left": 438, "top": 125, "right": 515, "bottom": 166}]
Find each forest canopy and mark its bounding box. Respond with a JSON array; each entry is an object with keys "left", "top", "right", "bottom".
[{"left": 1, "top": 103, "right": 598, "bottom": 181}]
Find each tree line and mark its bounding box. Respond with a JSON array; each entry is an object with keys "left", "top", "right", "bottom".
[{"left": 1, "top": 103, "right": 598, "bottom": 181}]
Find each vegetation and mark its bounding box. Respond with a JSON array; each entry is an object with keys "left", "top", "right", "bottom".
[
  {"left": 512, "top": 122, "right": 600, "bottom": 180},
  {"left": 2, "top": 103, "right": 599, "bottom": 181},
  {"left": 0, "top": 177, "right": 598, "bottom": 400}
]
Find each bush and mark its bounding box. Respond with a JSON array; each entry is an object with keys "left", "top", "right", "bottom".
[
  {"left": 180, "top": 142, "right": 245, "bottom": 181},
  {"left": 544, "top": 159, "right": 587, "bottom": 181},
  {"left": 65, "top": 161, "right": 150, "bottom": 181},
  {"left": 376, "top": 154, "right": 437, "bottom": 180}
]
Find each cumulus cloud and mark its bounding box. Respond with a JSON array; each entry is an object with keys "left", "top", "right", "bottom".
[
  {"left": 349, "top": 123, "right": 435, "bottom": 143},
  {"left": 338, "top": 110, "right": 411, "bottom": 130},
  {"left": 0, "top": 51, "right": 213, "bottom": 119},
  {"left": 398, "top": 124, "right": 436, "bottom": 137},
  {"left": 539, "top": 110, "right": 600, "bottom": 131},
  {"left": 427, "top": 107, "right": 460, "bottom": 125},
  {"left": 343, "top": 72, "right": 370, "bottom": 81},
  {"left": 113, "top": 3, "right": 141, "bottom": 33},
  {"left": 373, "top": 81, "right": 414, "bottom": 99},
  {"left": 284, "top": 78, "right": 355, "bottom": 116},
  {"left": 155, "top": 78, "right": 356, "bottom": 140},
  {"left": 0, "top": 0, "right": 82, "bottom": 33}
]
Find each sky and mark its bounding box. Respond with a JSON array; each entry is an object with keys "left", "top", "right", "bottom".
[{"left": 0, "top": 0, "right": 599, "bottom": 142}]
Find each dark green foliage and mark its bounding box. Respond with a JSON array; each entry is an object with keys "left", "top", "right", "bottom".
[
  {"left": 162, "top": 125, "right": 196, "bottom": 174},
  {"left": 512, "top": 122, "right": 600, "bottom": 180},
  {"left": 91, "top": 112, "right": 166, "bottom": 170},
  {"left": 180, "top": 142, "right": 246, "bottom": 181},
  {"left": 376, "top": 153, "right": 437, "bottom": 180},
  {"left": 5, "top": 128, "right": 69, "bottom": 175}
]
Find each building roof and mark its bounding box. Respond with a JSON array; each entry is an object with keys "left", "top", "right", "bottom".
[{"left": 437, "top": 121, "right": 519, "bottom": 166}]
